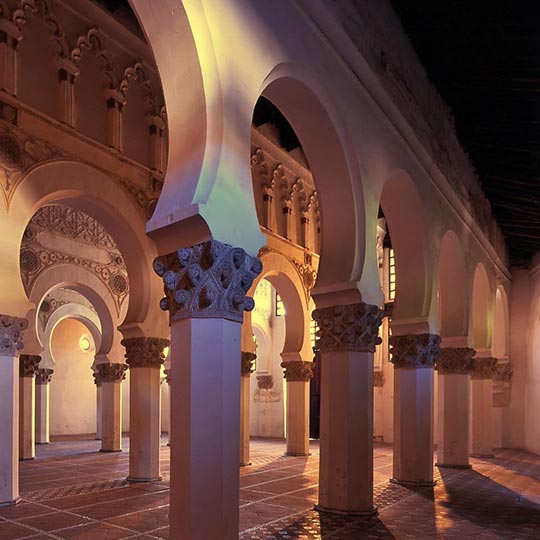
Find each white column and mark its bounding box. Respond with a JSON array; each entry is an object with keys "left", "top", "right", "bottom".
[
  {"left": 471, "top": 356, "right": 497, "bottom": 458},
  {"left": 122, "top": 337, "right": 169, "bottom": 482},
  {"left": 313, "top": 302, "right": 383, "bottom": 516},
  {"left": 436, "top": 348, "right": 475, "bottom": 468},
  {"left": 240, "top": 352, "right": 255, "bottom": 466},
  {"left": 0, "top": 315, "right": 28, "bottom": 506},
  {"left": 281, "top": 357, "right": 313, "bottom": 457},
  {"left": 35, "top": 368, "right": 53, "bottom": 445},
  {"left": 390, "top": 333, "right": 440, "bottom": 486},
  {"left": 164, "top": 369, "right": 172, "bottom": 446},
  {"left": 19, "top": 355, "right": 40, "bottom": 461},
  {"left": 153, "top": 239, "right": 261, "bottom": 540}
]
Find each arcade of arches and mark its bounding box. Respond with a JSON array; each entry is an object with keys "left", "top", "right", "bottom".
[{"left": 0, "top": 1, "right": 538, "bottom": 540}]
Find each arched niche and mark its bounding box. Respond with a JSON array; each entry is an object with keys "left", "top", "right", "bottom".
[
  {"left": 11, "top": 160, "right": 164, "bottom": 333},
  {"left": 470, "top": 263, "right": 492, "bottom": 350},
  {"left": 493, "top": 286, "right": 509, "bottom": 358},
  {"left": 259, "top": 67, "right": 362, "bottom": 296},
  {"left": 438, "top": 230, "right": 468, "bottom": 338},
  {"left": 380, "top": 170, "right": 430, "bottom": 323}
]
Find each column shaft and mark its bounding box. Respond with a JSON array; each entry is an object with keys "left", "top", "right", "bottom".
[
  {"left": 240, "top": 375, "right": 251, "bottom": 466},
  {"left": 96, "top": 384, "right": 102, "bottom": 440},
  {"left": 19, "top": 377, "right": 35, "bottom": 460},
  {"left": 35, "top": 383, "right": 50, "bottom": 445}
]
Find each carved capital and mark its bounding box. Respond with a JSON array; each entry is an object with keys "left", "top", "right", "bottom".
[
  {"left": 493, "top": 361, "right": 512, "bottom": 407},
  {"left": 493, "top": 361, "right": 513, "bottom": 382},
  {"left": 121, "top": 337, "right": 170, "bottom": 369},
  {"left": 241, "top": 352, "right": 256, "bottom": 377},
  {"left": 36, "top": 368, "right": 54, "bottom": 384},
  {"left": 94, "top": 363, "right": 128, "bottom": 383},
  {"left": 153, "top": 240, "right": 263, "bottom": 323},
  {"left": 257, "top": 374, "right": 274, "bottom": 389},
  {"left": 19, "top": 354, "right": 40, "bottom": 377},
  {"left": 312, "top": 302, "right": 383, "bottom": 352},
  {"left": 437, "top": 347, "right": 476, "bottom": 375},
  {"left": 281, "top": 360, "right": 314, "bottom": 382},
  {"left": 390, "top": 333, "right": 441, "bottom": 369},
  {"left": 0, "top": 314, "right": 28, "bottom": 356},
  {"left": 471, "top": 356, "right": 498, "bottom": 380},
  {"left": 374, "top": 370, "right": 385, "bottom": 387}
]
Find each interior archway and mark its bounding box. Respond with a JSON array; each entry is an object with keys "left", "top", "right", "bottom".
[
  {"left": 470, "top": 263, "right": 492, "bottom": 350},
  {"left": 493, "top": 286, "right": 509, "bottom": 357}
]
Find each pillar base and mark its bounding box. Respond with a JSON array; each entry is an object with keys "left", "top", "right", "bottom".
[
  {"left": 470, "top": 453, "right": 494, "bottom": 458},
  {"left": 100, "top": 449, "right": 122, "bottom": 453},
  {"left": 436, "top": 463, "right": 472, "bottom": 469},
  {"left": 127, "top": 476, "right": 162, "bottom": 483},
  {"left": 285, "top": 452, "right": 311, "bottom": 457},
  {"left": 390, "top": 478, "right": 436, "bottom": 487},
  {"left": 0, "top": 497, "right": 21, "bottom": 507},
  {"left": 240, "top": 461, "right": 252, "bottom": 467},
  {"left": 314, "top": 504, "right": 378, "bottom": 517}
]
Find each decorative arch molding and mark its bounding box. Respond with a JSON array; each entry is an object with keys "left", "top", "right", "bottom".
[{"left": 120, "top": 62, "right": 159, "bottom": 116}]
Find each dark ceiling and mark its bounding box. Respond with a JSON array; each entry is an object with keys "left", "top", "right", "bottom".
[{"left": 391, "top": 1, "right": 540, "bottom": 267}]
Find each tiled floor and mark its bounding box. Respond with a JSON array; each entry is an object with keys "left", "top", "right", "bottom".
[{"left": 1, "top": 437, "right": 539, "bottom": 539}]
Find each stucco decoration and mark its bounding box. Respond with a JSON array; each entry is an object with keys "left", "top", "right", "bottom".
[
  {"left": 121, "top": 336, "right": 169, "bottom": 369},
  {"left": 389, "top": 334, "right": 441, "bottom": 369},
  {"left": 94, "top": 362, "right": 128, "bottom": 383},
  {"left": 471, "top": 356, "right": 498, "bottom": 380},
  {"left": 281, "top": 360, "right": 314, "bottom": 382},
  {"left": 0, "top": 314, "right": 28, "bottom": 355},
  {"left": 241, "top": 351, "right": 256, "bottom": 376},
  {"left": 493, "top": 361, "right": 513, "bottom": 407},
  {"left": 313, "top": 303, "right": 383, "bottom": 353},
  {"left": 154, "top": 240, "right": 262, "bottom": 323},
  {"left": 437, "top": 347, "right": 476, "bottom": 375},
  {"left": 36, "top": 367, "right": 53, "bottom": 384},
  {"left": 291, "top": 259, "right": 317, "bottom": 304},
  {"left": 19, "top": 354, "right": 40, "bottom": 377},
  {"left": 256, "top": 374, "right": 274, "bottom": 390},
  {"left": 373, "top": 370, "right": 385, "bottom": 387}
]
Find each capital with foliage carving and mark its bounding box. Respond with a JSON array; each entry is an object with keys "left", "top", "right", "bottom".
[
  {"left": 0, "top": 315, "right": 28, "bottom": 356},
  {"left": 281, "top": 360, "right": 314, "bottom": 382},
  {"left": 493, "top": 361, "right": 513, "bottom": 382},
  {"left": 471, "top": 356, "right": 498, "bottom": 380},
  {"left": 19, "top": 354, "right": 40, "bottom": 377},
  {"left": 257, "top": 374, "right": 274, "bottom": 389},
  {"left": 437, "top": 347, "right": 476, "bottom": 375},
  {"left": 94, "top": 363, "right": 128, "bottom": 383},
  {"left": 373, "top": 370, "right": 385, "bottom": 387},
  {"left": 121, "top": 337, "right": 170, "bottom": 369},
  {"left": 390, "top": 333, "right": 441, "bottom": 369},
  {"left": 36, "top": 368, "right": 54, "bottom": 384},
  {"left": 241, "top": 352, "right": 256, "bottom": 377},
  {"left": 153, "top": 240, "right": 263, "bottom": 323},
  {"left": 312, "top": 302, "right": 383, "bottom": 352}
]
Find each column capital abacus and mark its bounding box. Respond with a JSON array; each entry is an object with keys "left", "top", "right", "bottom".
[
  {"left": 153, "top": 239, "right": 262, "bottom": 323},
  {"left": 241, "top": 351, "right": 256, "bottom": 377},
  {"left": 281, "top": 360, "right": 314, "bottom": 382},
  {"left": 389, "top": 333, "right": 441, "bottom": 369},
  {"left": 0, "top": 314, "right": 28, "bottom": 356},
  {"left": 471, "top": 356, "right": 498, "bottom": 380},
  {"left": 94, "top": 363, "right": 128, "bottom": 383},
  {"left": 19, "top": 354, "right": 40, "bottom": 377},
  {"left": 437, "top": 347, "right": 476, "bottom": 375},
  {"left": 36, "top": 368, "right": 54, "bottom": 384},
  {"left": 312, "top": 302, "right": 383, "bottom": 353},
  {"left": 121, "top": 337, "right": 170, "bottom": 369}
]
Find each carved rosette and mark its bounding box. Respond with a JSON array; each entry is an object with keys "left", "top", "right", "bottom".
[
  {"left": 390, "top": 333, "right": 441, "bottom": 369},
  {"left": 94, "top": 363, "right": 128, "bottom": 383},
  {"left": 257, "top": 374, "right": 274, "bottom": 390},
  {"left": 0, "top": 314, "right": 28, "bottom": 356},
  {"left": 121, "top": 337, "right": 170, "bottom": 369},
  {"left": 312, "top": 302, "right": 383, "bottom": 352},
  {"left": 241, "top": 352, "right": 256, "bottom": 377},
  {"left": 281, "top": 361, "right": 314, "bottom": 382},
  {"left": 373, "top": 370, "right": 385, "bottom": 387},
  {"left": 437, "top": 347, "right": 476, "bottom": 375},
  {"left": 36, "top": 368, "right": 54, "bottom": 384},
  {"left": 19, "top": 354, "right": 41, "bottom": 377},
  {"left": 471, "top": 357, "right": 498, "bottom": 380},
  {"left": 153, "top": 240, "right": 263, "bottom": 323}
]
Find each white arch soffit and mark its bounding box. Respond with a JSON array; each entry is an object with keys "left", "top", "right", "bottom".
[
  {"left": 28, "top": 264, "right": 117, "bottom": 356},
  {"left": 470, "top": 262, "right": 493, "bottom": 350},
  {"left": 493, "top": 285, "right": 510, "bottom": 358},
  {"left": 11, "top": 159, "right": 156, "bottom": 327}
]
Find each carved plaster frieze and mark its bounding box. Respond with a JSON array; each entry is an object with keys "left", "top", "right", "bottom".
[
  {"left": 281, "top": 360, "right": 314, "bottom": 382},
  {"left": 437, "top": 347, "right": 476, "bottom": 375},
  {"left": 373, "top": 370, "right": 385, "bottom": 387},
  {"left": 257, "top": 374, "right": 274, "bottom": 390},
  {"left": 313, "top": 302, "right": 383, "bottom": 353},
  {"left": 0, "top": 314, "right": 28, "bottom": 356},
  {"left": 121, "top": 337, "right": 170, "bottom": 369},
  {"left": 241, "top": 351, "right": 256, "bottom": 377},
  {"left": 94, "top": 362, "right": 128, "bottom": 383},
  {"left": 36, "top": 367, "right": 54, "bottom": 384},
  {"left": 471, "top": 357, "right": 498, "bottom": 380},
  {"left": 154, "top": 240, "right": 262, "bottom": 323},
  {"left": 19, "top": 354, "right": 41, "bottom": 377},
  {"left": 389, "top": 333, "right": 441, "bottom": 369}
]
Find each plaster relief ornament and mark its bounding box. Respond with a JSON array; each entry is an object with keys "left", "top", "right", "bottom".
[
  {"left": 313, "top": 302, "right": 383, "bottom": 352},
  {"left": 281, "top": 360, "right": 314, "bottom": 382},
  {"left": 121, "top": 337, "right": 170, "bottom": 369},
  {"left": 471, "top": 356, "right": 498, "bottom": 380},
  {"left": 94, "top": 363, "right": 128, "bottom": 383},
  {"left": 437, "top": 347, "right": 476, "bottom": 375},
  {"left": 389, "top": 333, "right": 441, "bottom": 369},
  {"left": 0, "top": 315, "right": 28, "bottom": 355},
  {"left": 154, "top": 240, "right": 262, "bottom": 323},
  {"left": 373, "top": 370, "right": 385, "bottom": 387}
]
